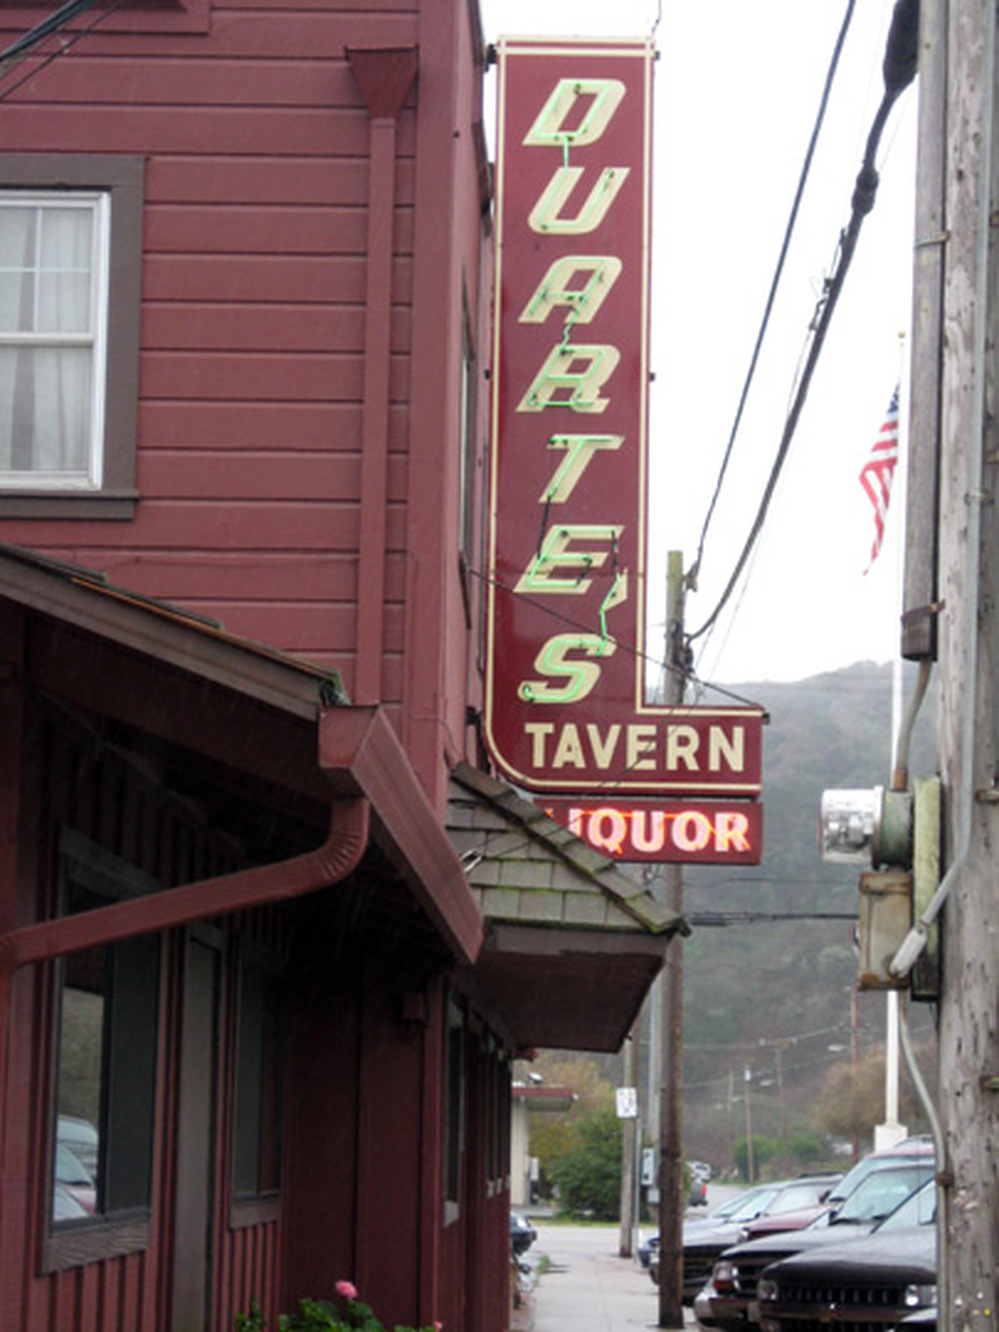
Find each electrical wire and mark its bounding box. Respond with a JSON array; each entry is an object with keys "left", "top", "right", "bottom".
[
  {"left": 687, "top": 0, "right": 858, "bottom": 594},
  {"left": 466, "top": 563, "right": 763, "bottom": 709},
  {"left": 687, "top": 0, "right": 920, "bottom": 649},
  {"left": 0, "top": 0, "right": 128, "bottom": 100}
]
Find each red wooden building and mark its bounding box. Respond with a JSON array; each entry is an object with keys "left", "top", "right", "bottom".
[{"left": 0, "top": 1, "right": 684, "bottom": 1328}]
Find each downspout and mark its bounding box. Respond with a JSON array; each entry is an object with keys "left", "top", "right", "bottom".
[
  {"left": 0, "top": 795, "right": 369, "bottom": 980},
  {"left": 0, "top": 777, "right": 368, "bottom": 1261},
  {"left": 348, "top": 47, "right": 418, "bottom": 704}
]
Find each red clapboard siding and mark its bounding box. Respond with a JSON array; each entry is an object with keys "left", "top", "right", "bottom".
[
  {"left": 193, "top": 599, "right": 405, "bottom": 655},
  {"left": 143, "top": 305, "right": 363, "bottom": 353},
  {"left": 146, "top": 155, "right": 414, "bottom": 206},
  {"left": 136, "top": 401, "right": 366, "bottom": 449},
  {"left": 0, "top": 59, "right": 367, "bottom": 107},
  {"left": 138, "top": 451, "right": 408, "bottom": 502},
  {"left": 0, "top": 13, "right": 419, "bottom": 61},
  {"left": 143, "top": 204, "right": 413, "bottom": 256},
  {"left": 179, "top": 600, "right": 357, "bottom": 652},
  {"left": 140, "top": 352, "right": 411, "bottom": 403},
  {"left": 143, "top": 305, "right": 411, "bottom": 356},
  {"left": 0, "top": 504, "right": 361, "bottom": 552},
  {"left": 137, "top": 401, "right": 409, "bottom": 451},
  {"left": 143, "top": 254, "right": 413, "bottom": 305},
  {"left": 77, "top": 550, "right": 390, "bottom": 602},
  {"left": 137, "top": 451, "right": 361, "bottom": 498},
  {"left": 0, "top": 106, "right": 382, "bottom": 158}
]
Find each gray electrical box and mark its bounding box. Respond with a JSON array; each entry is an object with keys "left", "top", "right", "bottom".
[{"left": 857, "top": 870, "right": 912, "bottom": 989}]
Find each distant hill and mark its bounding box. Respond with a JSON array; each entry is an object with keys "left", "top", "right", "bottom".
[
  {"left": 546, "top": 660, "right": 939, "bottom": 1168},
  {"left": 676, "top": 659, "right": 937, "bottom": 1163}
]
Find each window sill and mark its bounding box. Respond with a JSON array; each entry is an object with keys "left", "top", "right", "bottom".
[
  {"left": 0, "top": 490, "right": 137, "bottom": 520},
  {"left": 230, "top": 1195, "right": 281, "bottom": 1231},
  {"left": 43, "top": 1214, "right": 151, "bottom": 1273}
]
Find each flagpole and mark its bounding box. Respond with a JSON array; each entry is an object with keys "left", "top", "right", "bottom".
[{"left": 877, "top": 335, "right": 908, "bottom": 1149}]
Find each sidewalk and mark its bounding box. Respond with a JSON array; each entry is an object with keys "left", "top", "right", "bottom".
[{"left": 511, "top": 1223, "right": 690, "bottom": 1332}]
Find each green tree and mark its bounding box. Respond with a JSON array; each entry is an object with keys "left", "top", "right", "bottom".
[
  {"left": 733, "top": 1135, "right": 776, "bottom": 1181},
  {"left": 550, "top": 1108, "right": 622, "bottom": 1219}
]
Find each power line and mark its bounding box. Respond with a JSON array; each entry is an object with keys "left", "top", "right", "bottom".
[
  {"left": 465, "top": 563, "right": 763, "bottom": 710},
  {"left": 686, "top": 0, "right": 920, "bottom": 648},
  {"left": 687, "top": 0, "right": 858, "bottom": 593},
  {"left": 0, "top": 0, "right": 127, "bottom": 99},
  {"left": 687, "top": 910, "right": 857, "bottom": 926}
]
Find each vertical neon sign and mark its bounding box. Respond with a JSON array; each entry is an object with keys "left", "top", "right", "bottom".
[{"left": 485, "top": 37, "right": 764, "bottom": 797}]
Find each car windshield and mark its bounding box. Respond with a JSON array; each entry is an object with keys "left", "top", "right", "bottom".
[
  {"left": 769, "top": 1181, "right": 834, "bottom": 1214},
  {"left": 874, "top": 1178, "right": 936, "bottom": 1231},
  {"left": 830, "top": 1163, "right": 935, "bottom": 1224},
  {"left": 824, "top": 1143, "right": 933, "bottom": 1205},
  {"left": 721, "top": 1186, "right": 781, "bottom": 1222}
]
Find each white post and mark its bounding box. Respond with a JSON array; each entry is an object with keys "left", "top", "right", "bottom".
[{"left": 876, "top": 343, "right": 908, "bottom": 1151}]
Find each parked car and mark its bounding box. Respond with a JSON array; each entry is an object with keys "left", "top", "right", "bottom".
[
  {"left": 690, "top": 1160, "right": 712, "bottom": 1203},
  {"left": 739, "top": 1152, "right": 936, "bottom": 1243},
  {"left": 510, "top": 1211, "right": 537, "bottom": 1256},
  {"left": 639, "top": 1180, "right": 766, "bottom": 1269},
  {"left": 755, "top": 1184, "right": 937, "bottom": 1332},
  {"left": 652, "top": 1174, "right": 841, "bottom": 1302},
  {"left": 54, "top": 1143, "right": 97, "bottom": 1215},
  {"left": 57, "top": 1114, "right": 99, "bottom": 1177},
  {"left": 51, "top": 1182, "right": 91, "bottom": 1224},
  {"left": 694, "top": 1169, "right": 936, "bottom": 1332},
  {"left": 689, "top": 1176, "right": 709, "bottom": 1206},
  {"left": 732, "top": 1138, "right": 934, "bottom": 1247}
]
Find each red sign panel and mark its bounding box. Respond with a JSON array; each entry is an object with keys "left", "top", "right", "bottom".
[
  {"left": 542, "top": 799, "right": 763, "bottom": 865},
  {"left": 485, "top": 38, "right": 765, "bottom": 796}
]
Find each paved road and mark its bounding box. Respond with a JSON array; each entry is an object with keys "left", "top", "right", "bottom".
[{"left": 524, "top": 1223, "right": 693, "bottom": 1332}]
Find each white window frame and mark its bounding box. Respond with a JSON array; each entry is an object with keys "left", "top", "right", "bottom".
[
  {"left": 0, "top": 154, "right": 143, "bottom": 520},
  {"left": 0, "top": 188, "right": 110, "bottom": 492}
]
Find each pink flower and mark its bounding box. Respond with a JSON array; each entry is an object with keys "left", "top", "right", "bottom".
[
  {"left": 433, "top": 1323, "right": 443, "bottom": 1330},
  {"left": 335, "top": 1280, "right": 358, "bottom": 1301}
]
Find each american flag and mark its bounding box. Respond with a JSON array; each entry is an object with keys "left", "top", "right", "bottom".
[{"left": 859, "top": 385, "right": 900, "bottom": 570}]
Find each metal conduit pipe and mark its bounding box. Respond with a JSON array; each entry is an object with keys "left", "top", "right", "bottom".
[{"left": 897, "top": 1001, "right": 947, "bottom": 1289}]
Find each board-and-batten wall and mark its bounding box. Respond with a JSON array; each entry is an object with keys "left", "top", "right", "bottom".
[{"left": 7, "top": 694, "right": 288, "bottom": 1330}]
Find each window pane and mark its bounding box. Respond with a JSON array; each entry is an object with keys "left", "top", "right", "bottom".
[
  {"left": 0, "top": 346, "right": 93, "bottom": 474},
  {"left": 50, "top": 839, "right": 161, "bottom": 1229},
  {"left": 54, "top": 954, "right": 104, "bottom": 1224},
  {"left": 0, "top": 192, "right": 104, "bottom": 488},
  {"left": 0, "top": 206, "right": 37, "bottom": 333},
  {"left": 38, "top": 207, "right": 93, "bottom": 333},
  {"left": 234, "top": 962, "right": 284, "bottom": 1200}
]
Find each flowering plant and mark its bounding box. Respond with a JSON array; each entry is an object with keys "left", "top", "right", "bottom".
[{"left": 235, "top": 1282, "right": 443, "bottom": 1332}]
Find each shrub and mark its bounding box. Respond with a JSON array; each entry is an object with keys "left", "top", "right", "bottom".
[
  {"left": 549, "top": 1107, "right": 623, "bottom": 1219},
  {"left": 235, "top": 1283, "right": 442, "bottom": 1332}
]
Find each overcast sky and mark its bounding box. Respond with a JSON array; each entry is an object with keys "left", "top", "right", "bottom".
[{"left": 478, "top": 0, "right": 918, "bottom": 691}]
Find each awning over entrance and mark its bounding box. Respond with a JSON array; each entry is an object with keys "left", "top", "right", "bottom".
[
  {"left": 0, "top": 543, "right": 482, "bottom": 968},
  {"left": 448, "top": 764, "right": 688, "bottom": 1053}
]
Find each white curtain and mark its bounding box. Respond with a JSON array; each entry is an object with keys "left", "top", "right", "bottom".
[{"left": 0, "top": 200, "right": 95, "bottom": 481}]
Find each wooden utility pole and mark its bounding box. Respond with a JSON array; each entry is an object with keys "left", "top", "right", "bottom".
[
  {"left": 657, "top": 551, "right": 686, "bottom": 1329},
  {"left": 932, "top": 0, "right": 999, "bottom": 1324},
  {"left": 902, "top": 1, "right": 998, "bottom": 1325}
]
